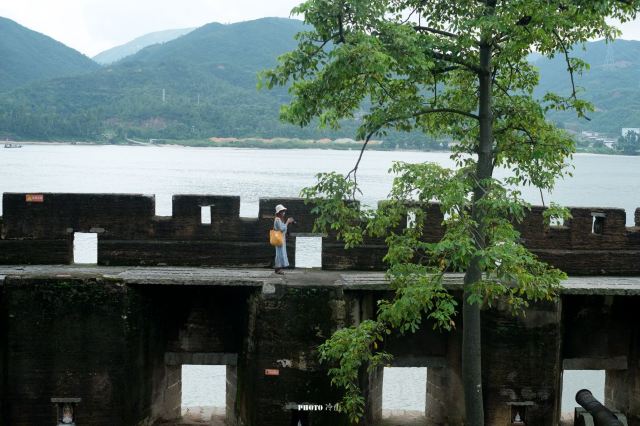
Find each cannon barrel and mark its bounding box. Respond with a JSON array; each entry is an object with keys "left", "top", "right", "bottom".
[{"left": 575, "top": 389, "right": 623, "bottom": 426}]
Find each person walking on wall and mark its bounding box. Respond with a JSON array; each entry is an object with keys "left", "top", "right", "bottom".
[{"left": 274, "top": 204, "right": 294, "bottom": 274}]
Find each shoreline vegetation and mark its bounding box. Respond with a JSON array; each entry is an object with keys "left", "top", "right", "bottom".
[
  {"left": 4, "top": 136, "right": 637, "bottom": 155},
  {"left": 6, "top": 136, "right": 445, "bottom": 151}
]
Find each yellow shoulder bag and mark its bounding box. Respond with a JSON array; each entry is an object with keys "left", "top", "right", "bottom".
[{"left": 269, "top": 229, "right": 284, "bottom": 247}]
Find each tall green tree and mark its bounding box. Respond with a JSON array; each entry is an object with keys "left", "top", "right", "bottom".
[{"left": 261, "top": 1, "right": 640, "bottom": 424}]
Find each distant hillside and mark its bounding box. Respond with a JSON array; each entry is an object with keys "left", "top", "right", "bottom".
[
  {"left": 0, "top": 18, "right": 638, "bottom": 144},
  {"left": 119, "top": 18, "right": 310, "bottom": 89},
  {"left": 93, "top": 28, "right": 195, "bottom": 64},
  {"left": 0, "top": 18, "right": 323, "bottom": 141},
  {"left": 0, "top": 16, "right": 99, "bottom": 92},
  {"left": 534, "top": 39, "right": 640, "bottom": 135}
]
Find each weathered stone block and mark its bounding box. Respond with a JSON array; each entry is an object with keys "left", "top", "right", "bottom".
[
  {"left": 2, "top": 276, "right": 147, "bottom": 425},
  {"left": 482, "top": 299, "right": 562, "bottom": 425},
  {"left": 0, "top": 239, "right": 71, "bottom": 264},
  {"left": 241, "top": 286, "right": 350, "bottom": 426},
  {"left": 98, "top": 239, "right": 295, "bottom": 267},
  {"left": 2, "top": 193, "right": 155, "bottom": 239}
]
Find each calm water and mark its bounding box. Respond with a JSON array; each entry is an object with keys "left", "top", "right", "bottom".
[
  {"left": 1, "top": 144, "right": 637, "bottom": 413},
  {"left": 1, "top": 145, "right": 638, "bottom": 222}
]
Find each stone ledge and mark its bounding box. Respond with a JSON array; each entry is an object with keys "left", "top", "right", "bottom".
[
  {"left": 0, "top": 266, "right": 639, "bottom": 295},
  {"left": 563, "top": 356, "right": 628, "bottom": 370},
  {"left": 164, "top": 352, "right": 238, "bottom": 366},
  {"left": 390, "top": 356, "right": 447, "bottom": 368}
]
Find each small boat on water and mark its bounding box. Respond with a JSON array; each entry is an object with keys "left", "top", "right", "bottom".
[{"left": 4, "top": 143, "right": 23, "bottom": 148}]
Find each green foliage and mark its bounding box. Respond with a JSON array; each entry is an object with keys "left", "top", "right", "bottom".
[
  {"left": 543, "top": 202, "right": 573, "bottom": 227},
  {"left": 616, "top": 130, "right": 640, "bottom": 155},
  {"left": 306, "top": 164, "right": 566, "bottom": 419},
  {"left": 264, "top": 0, "right": 640, "bottom": 422},
  {"left": 318, "top": 320, "right": 391, "bottom": 423}
]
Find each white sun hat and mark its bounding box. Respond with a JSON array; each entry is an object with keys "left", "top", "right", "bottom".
[{"left": 275, "top": 204, "right": 287, "bottom": 214}]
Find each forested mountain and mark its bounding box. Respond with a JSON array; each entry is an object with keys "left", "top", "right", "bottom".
[
  {"left": 93, "top": 28, "right": 195, "bottom": 65},
  {"left": 0, "top": 17, "right": 639, "bottom": 143},
  {"left": 0, "top": 18, "right": 350, "bottom": 142},
  {"left": 0, "top": 17, "right": 99, "bottom": 93}
]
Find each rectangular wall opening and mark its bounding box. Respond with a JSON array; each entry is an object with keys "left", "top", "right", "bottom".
[
  {"left": 290, "top": 409, "right": 310, "bottom": 426},
  {"left": 591, "top": 213, "right": 605, "bottom": 234},
  {"left": 240, "top": 200, "right": 259, "bottom": 218},
  {"left": 549, "top": 216, "right": 566, "bottom": 228},
  {"left": 73, "top": 232, "right": 97, "bottom": 264},
  {"left": 406, "top": 210, "right": 417, "bottom": 229},
  {"left": 181, "top": 364, "right": 227, "bottom": 423},
  {"left": 560, "top": 370, "right": 605, "bottom": 424},
  {"left": 154, "top": 193, "right": 173, "bottom": 217},
  {"left": 382, "top": 367, "right": 427, "bottom": 421},
  {"left": 294, "top": 236, "right": 322, "bottom": 268},
  {"left": 201, "top": 206, "right": 212, "bottom": 224}
]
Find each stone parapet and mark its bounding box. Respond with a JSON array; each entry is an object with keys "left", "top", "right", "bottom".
[{"left": 0, "top": 193, "right": 638, "bottom": 274}]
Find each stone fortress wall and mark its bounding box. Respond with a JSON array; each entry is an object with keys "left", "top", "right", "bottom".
[{"left": 0, "top": 193, "right": 639, "bottom": 425}]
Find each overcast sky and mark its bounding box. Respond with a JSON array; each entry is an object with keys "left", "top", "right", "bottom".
[{"left": 2, "top": 0, "right": 640, "bottom": 57}]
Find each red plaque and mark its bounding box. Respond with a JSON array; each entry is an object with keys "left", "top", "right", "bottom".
[
  {"left": 25, "top": 194, "right": 44, "bottom": 203},
  {"left": 264, "top": 369, "right": 280, "bottom": 376}
]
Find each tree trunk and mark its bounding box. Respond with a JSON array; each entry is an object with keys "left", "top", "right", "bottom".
[
  {"left": 463, "top": 264, "right": 485, "bottom": 425},
  {"left": 462, "top": 3, "right": 495, "bottom": 424}
]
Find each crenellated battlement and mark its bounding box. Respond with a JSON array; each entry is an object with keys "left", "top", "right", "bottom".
[{"left": 1, "top": 192, "right": 639, "bottom": 274}]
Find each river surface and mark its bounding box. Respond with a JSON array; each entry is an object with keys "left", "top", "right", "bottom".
[
  {"left": 1, "top": 145, "right": 638, "bottom": 222},
  {"left": 1, "top": 144, "right": 638, "bottom": 414}
]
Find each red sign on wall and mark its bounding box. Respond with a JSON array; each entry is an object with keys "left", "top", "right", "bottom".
[
  {"left": 25, "top": 194, "right": 44, "bottom": 203},
  {"left": 264, "top": 369, "right": 280, "bottom": 376}
]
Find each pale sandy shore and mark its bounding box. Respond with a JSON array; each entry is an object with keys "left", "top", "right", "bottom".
[{"left": 5, "top": 140, "right": 96, "bottom": 145}]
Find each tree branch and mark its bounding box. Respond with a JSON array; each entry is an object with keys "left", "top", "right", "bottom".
[
  {"left": 414, "top": 25, "right": 459, "bottom": 39},
  {"left": 415, "top": 107, "right": 480, "bottom": 121},
  {"left": 345, "top": 107, "right": 480, "bottom": 192},
  {"left": 430, "top": 51, "right": 482, "bottom": 74},
  {"left": 338, "top": 12, "right": 345, "bottom": 43},
  {"left": 311, "top": 38, "right": 333, "bottom": 57},
  {"left": 345, "top": 130, "right": 376, "bottom": 197},
  {"left": 551, "top": 29, "right": 591, "bottom": 121},
  {"left": 401, "top": 7, "right": 419, "bottom": 25},
  {"left": 432, "top": 65, "right": 462, "bottom": 75}
]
